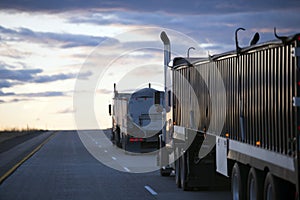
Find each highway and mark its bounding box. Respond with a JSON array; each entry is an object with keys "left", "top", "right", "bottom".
[{"left": 0, "top": 130, "right": 231, "bottom": 200}]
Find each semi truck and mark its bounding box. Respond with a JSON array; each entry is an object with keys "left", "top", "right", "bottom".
[
  {"left": 109, "top": 83, "right": 164, "bottom": 152},
  {"left": 158, "top": 29, "right": 300, "bottom": 199}
]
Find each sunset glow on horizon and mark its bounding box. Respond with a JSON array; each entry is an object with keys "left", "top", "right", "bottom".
[{"left": 0, "top": 1, "right": 300, "bottom": 130}]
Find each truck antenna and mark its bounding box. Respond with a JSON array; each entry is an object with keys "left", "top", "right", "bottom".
[{"left": 114, "top": 83, "right": 116, "bottom": 92}]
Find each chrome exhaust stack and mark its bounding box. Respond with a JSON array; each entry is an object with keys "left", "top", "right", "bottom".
[{"left": 160, "top": 31, "right": 171, "bottom": 95}]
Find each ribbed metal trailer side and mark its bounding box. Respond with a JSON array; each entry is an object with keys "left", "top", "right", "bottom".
[
  {"left": 171, "top": 41, "right": 300, "bottom": 156},
  {"left": 237, "top": 43, "right": 297, "bottom": 155},
  {"left": 171, "top": 36, "right": 299, "bottom": 188}
]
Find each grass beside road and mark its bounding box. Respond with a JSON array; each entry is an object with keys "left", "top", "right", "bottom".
[{"left": 0, "top": 129, "right": 47, "bottom": 144}]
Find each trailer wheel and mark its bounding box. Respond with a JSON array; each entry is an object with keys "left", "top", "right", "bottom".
[
  {"left": 247, "top": 168, "right": 263, "bottom": 200},
  {"left": 263, "top": 173, "right": 278, "bottom": 200},
  {"left": 122, "top": 134, "right": 127, "bottom": 150},
  {"left": 180, "top": 152, "right": 190, "bottom": 191},
  {"left": 115, "top": 129, "right": 122, "bottom": 148},
  {"left": 111, "top": 128, "right": 114, "bottom": 141},
  {"left": 159, "top": 137, "right": 171, "bottom": 177},
  {"left": 263, "top": 172, "right": 295, "bottom": 200},
  {"left": 160, "top": 168, "right": 171, "bottom": 177},
  {"left": 175, "top": 157, "right": 181, "bottom": 188},
  {"left": 231, "top": 163, "right": 247, "bottom": 200}
]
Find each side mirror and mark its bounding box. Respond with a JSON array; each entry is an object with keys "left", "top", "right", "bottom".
[
  {"left": 154, "top": 91, "right": 160, "bottom": 104},
  {"left": 108, "top": 104, "right": 112, "bottom": 116}
]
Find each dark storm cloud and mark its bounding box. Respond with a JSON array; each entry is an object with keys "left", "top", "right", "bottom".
[
  {"left": 0, "top": 0, "right": 299, "bottom": 14},
  {"left": 0, "top": 25, "right": 118, "bottom": 48},
  {"left": 66, "top": 7, "right": 300, "bottom": 54}
]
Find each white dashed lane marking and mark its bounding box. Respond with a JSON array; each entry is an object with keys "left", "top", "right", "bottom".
[{"left": 144, "top": 185, "right": 158, "bottom": 196}]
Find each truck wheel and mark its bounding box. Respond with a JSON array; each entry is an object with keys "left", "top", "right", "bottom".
[
  {"left": 159, "top": 137, "right": 171, "bottom": 177},
  {"left": 160, "top": 168, "right": 171, "bottom": 177},
  {"left": 116, "top": 131, "right": 122, "bottom": 148},
  {"left": 231, "top": 163, "right": 247, "bottom": 200},
  {"left": 175, "top": 157, "right": 181, "bottom": 188},
  {"left": 111, "top": 128, "right": 115, "bottom": 141},
  {"left": 264, "top": 172, "right": 295, "bottom": 200},
  {"left": 122, "top": 134, "right": 127, "bottom": 150},
  {"left": 247, "top": 168, "right": 263, "bottom": 200},
  {"left": 263, "top": 173, "right": 278, "bottom": 200},
  {"left": 180, "top": 152, "right": 190, "bottom": 191}
]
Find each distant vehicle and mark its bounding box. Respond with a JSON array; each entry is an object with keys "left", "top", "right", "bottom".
[
  {"left": 158, "top": 29, "right": 300, "bottom": 199},
  {"left": 109, "top": 83, "right": 164, "bottom": 153}
]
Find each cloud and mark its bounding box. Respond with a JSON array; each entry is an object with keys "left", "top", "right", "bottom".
[
  {"left": 0, "top": 98, "right": 29, "bottom": 103},
  {"left": 96, "top": 89, "right": 112, "bottom": 94},
  {"left": 0, "top": 80, "right": 14, "bottom": 88},
  {"left": 0, "top": 90, "right": 15, "bottom": 96},
  {"left": 66, "top": 8, "right": 300, "bottom": 54},
  {"left": 0, "top": 0, "right": 299, "bottom": 14},
  {"left": 0, "top": 25, "right": 118, "bottom": 48},
  {"left": 0, "top": 67, "right": 42, "bottom": 81},
  {"left": 56, "top": 107, "right": 75, "bottom": 114},
  {"left": 0, "top": 63, "right": 93, "bottom": 89},
  {"left": 33, "top": 73, "right": 76, "bottom": 83},
  {"left": 18, "top": 91, "right": 66, "bottom": 97},
  {"left": 0, "top": 89, "right": 66, "bottom": 97},
  {"left": 8, "top": 98, "right": 31, "bottom": 103}
]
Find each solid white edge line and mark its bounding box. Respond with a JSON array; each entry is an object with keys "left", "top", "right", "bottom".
[{"left": 144, "top": 185, "right": 158, "bottom": 196}]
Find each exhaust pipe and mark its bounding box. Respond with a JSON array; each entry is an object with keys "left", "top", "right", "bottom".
[
  {"left": 160, "top": 31, "right": 171, "bottom": 95},
  {"left": 160, "top": 31, "right": 171, "bottom": 147}
]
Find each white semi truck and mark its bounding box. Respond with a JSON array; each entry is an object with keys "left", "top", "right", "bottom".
[
  {"left": 109, "top": 84, "right": 164, "bottom": 152},
  {"left": 158, "top": 29, "right": 300, "bottom": 199}
]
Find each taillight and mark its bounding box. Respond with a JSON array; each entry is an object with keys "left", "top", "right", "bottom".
[{"left": 129, "top": 138, "right": 144, "bottom": 142}]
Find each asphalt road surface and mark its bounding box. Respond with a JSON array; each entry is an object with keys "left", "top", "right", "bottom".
[{"left": 0, "top": 130, "right": 231, "bottom": 200}]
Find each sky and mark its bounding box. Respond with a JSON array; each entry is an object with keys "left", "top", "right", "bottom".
[{"left": 0, "top": 0, "right": 300, "bottom": 130}]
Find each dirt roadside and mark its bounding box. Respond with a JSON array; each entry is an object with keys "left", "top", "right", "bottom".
[{"left": 0, "top": 131, "right": 47, "bottom": 154}]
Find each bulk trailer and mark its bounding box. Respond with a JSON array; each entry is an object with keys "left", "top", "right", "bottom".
[{"left": 158, "top": 30, "right": 300, "bottom": 199}]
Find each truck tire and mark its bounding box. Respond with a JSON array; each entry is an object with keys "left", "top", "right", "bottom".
[
  {"left": 122, "top": 134, "right": 127, "bottom": 150},
  {"left": 175, "top": 157, "right": 181, "bottom": 188},
  {"left": 111, "top": 128, "right": 115, "bottom": 141},
  {"left": 247, "top": 168, "right": 263, "bottom": 200},
  {"left": 263, "top": 173, "right": 278, "bottom": 200},
  {"left": 160, "top": 168, "right": 171, "bottom": 177},
  {"left": 263, "top": 172, "right": 295, "bottom": 200},
  {"left": 180, "top": 152, "right": 190, "bottom": 191},
  {"left": 159, "top": 137, "right": 171, "bottom": 177},
  {"left": 116, "top": 131, "right": 122, "bottom": 148},
  {"left": 113, "top": 127, "right": 122, "bottom": 148},
  {"left": 231, "top": 163, "right": 247, "bottom": 200}
]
